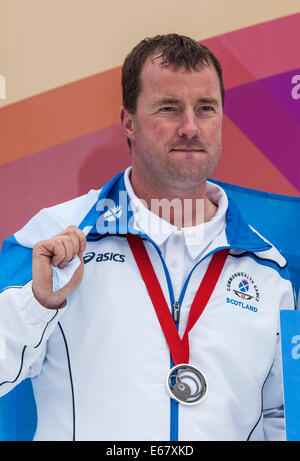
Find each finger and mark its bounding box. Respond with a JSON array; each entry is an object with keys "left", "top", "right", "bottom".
[
  {"left": 78, "top": 230, "right": 87, "bottom": 252},
  {"left": 57, "top": 230, "right": 86, "bottom": 269},
  {"left": 51, "top": 239, "right": 68, "bottom": 267},
  {"left": 78, "top": 250, "right": 84, "bottom": 263},
  {"left": 59, "top": 226, "right": 86, "bottom": 253},
  {"left": 68, "top": 226, "right": 87, "bottom": 252},
  {"left": 57, "top": 236, "right": 78, "bottom": 269}
]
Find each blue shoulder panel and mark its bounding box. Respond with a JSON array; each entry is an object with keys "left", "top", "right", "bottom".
[
  {"left": 0, "top": 236, "right": 33, "bottom": 292},
  {"left": 225, "top": 198, "right": 271, "bottom": 252},
  {"left": 210, "top": 179, "right": 300, "bottom": 295}
]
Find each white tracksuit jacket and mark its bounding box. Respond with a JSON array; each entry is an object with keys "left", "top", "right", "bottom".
[{"left": 0, "top": 171, "right": 295, "bottom": 441}]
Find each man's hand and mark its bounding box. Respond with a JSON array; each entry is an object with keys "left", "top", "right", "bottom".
[{"left": 32, "top": 226, "right": 86, "bottom": 309}]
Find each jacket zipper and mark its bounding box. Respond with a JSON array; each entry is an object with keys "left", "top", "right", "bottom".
[
  {"left": 146, "top": 241, "right": 184, "bottom": 442},
  {"left": 173, "top": 301, "right": 180, "bottom": 323},
  {"left": 142, "top": 236, "right": 231, "bottom": 441},
  {"left": 150, "top": 241, "right": 195, "bottom": 441},
  {"left": 170, "top": 301, "right": 180, "bottom": 441},
  {"left": 143, "top": 239, "right": 179, "bottom": 441}
]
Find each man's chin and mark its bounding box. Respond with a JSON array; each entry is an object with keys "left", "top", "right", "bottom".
[
  {"left": 164, "top": 159, "right": 219, "bottom": 190},
  {"left": 164, "top": 169, "right": 208, "bottom": 190}
]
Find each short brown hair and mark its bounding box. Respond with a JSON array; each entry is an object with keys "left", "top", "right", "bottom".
[{"left": 122, "top": 33, "right": 225, "bottom": 114}]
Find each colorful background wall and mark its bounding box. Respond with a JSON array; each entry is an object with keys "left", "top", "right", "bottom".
[
  {"left": 0, "top": 0, "right": 299, "bottom": 441},
  {"left": 0, "top": 1, "right": 299, "bottom": 249}
]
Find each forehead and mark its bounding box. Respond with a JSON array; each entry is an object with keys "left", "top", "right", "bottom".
[{"left": 138, "top": 55, "right": 221, "bottom": 103}]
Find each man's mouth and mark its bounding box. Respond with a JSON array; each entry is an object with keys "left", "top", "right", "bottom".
[{"left": 170, "top": 148, "right": 206, "bottom": 152}]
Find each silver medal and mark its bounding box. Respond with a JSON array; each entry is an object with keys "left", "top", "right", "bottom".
[{"left": 166, "top": 364, "right": 207, "bottom": 405}]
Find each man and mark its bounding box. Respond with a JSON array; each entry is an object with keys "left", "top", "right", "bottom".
[{"left": 0, "top": 34, "right": 295, "bottom": 441}]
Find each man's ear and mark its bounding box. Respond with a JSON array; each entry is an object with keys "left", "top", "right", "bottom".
[{"left": 120, "top": 106, "right": 135, "bottom": 142}]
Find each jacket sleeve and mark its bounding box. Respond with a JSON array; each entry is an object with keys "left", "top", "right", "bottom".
[
  {"left": 0, "top": 190, "right": 100, "bottom": 398},
  {"left": 0, "top": 237, "right": 67, "bottom": 397}
]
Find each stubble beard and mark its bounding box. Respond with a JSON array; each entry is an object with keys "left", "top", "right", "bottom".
[{"left": 145, "top": 143, "right": 222, "bottom": 194}]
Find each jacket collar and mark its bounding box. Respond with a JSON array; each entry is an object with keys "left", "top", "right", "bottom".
[{"left": 79, "top": 170, "right": 272, "bottom": 255}]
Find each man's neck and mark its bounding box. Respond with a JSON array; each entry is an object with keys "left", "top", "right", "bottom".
[{"left": 129, "top": 171, "right": 218, "bottom": 228}]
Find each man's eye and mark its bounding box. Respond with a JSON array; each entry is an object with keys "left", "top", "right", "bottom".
[
  {"left": 200, "top": 106, "right": 215, "bottom": 112},
  {"left": 159, "top": 106, "right": 177, "bottom": 113}
]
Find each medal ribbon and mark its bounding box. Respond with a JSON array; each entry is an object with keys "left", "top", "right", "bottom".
[{"left": 126, "top": 234, "right": 229, "bottom": 365}]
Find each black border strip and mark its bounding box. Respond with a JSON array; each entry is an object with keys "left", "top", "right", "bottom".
[
  {"left": 0, "top": 346, "right": 27, "bottom": 387},
  {"left": 58, "top": 322, "right": 76, "bottom": 441},
  {"left": 246, "top": 357, "right": 276, "bottom": 441},
  {"left": 34, "top": 310, "right": 58, "bottom": 348}
]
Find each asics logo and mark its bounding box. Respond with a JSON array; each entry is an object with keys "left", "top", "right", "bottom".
[{"left": 83, "top": 252, "right": 125, "bottom": 264}]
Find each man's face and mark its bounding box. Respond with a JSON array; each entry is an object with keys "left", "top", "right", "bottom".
[{"left": 121, "top": 55, "right": 223, "bottom": 194}]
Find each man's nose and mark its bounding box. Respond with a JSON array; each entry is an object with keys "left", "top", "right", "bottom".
[{"left": 177, "top": 110, "right": 200, "bottom": 139}]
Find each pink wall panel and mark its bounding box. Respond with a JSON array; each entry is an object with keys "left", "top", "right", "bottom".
[{"left": 1, "top": 13, "right": 299, "bottom": 247}]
